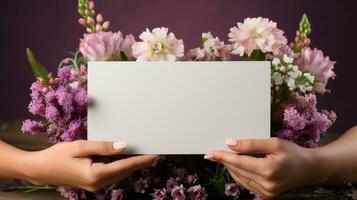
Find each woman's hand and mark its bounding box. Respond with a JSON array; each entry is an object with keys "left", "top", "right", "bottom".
[
  {"left": 22, "top": 140, "right": 158, "bottom": 192},
  {"left": 204, "top": 138, "right": 326, "bottom": 199}
]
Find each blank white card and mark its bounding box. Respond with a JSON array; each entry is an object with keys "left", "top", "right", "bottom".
[{"left": 88, "top": 61, "right": 270, "bottom": 154}]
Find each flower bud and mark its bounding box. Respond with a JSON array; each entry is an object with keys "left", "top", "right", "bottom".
[
  {"left": 49, "top": 78, "right": 55, "bottom": 85},
  {"left": 42, "top": 87, "right": 49, "bottom": 93},
  {"left": 96, "top": 24, "right": 102, "bottom": 32},
  {"left": 96, "top": 14, "right": 103, "bottom": 23},
  {"left": 87, "top": 17, "right": 94, "bottom": 26},
  {"left": 289, "top": 42, "right": 295, "bottom": 48},
  {"left": 85, "top": 9, "right": 90, "bottom": 16},
  {"left": 102, "top": 21, "right": 110, "bottom": 30},
  {"left": 78, "top": 18, "right": 86, "bottom": 26},
  {"left": 86, "top": 27, "right": 93, "bottom": 33},
  {"left": 89, "top": 1, "right": 95, "bottom": 10}
]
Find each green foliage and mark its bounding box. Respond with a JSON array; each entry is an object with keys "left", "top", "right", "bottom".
[
  {"left": 299, "top": 13, "right": 312, "bottom": 36},
  {"left": 243, "top": 50, "right": 266, "bottom": 61},
  {"left": 26, "top": 48, "right": 49, "bottom": 85}
]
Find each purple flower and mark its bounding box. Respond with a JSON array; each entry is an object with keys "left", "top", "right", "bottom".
[
  {"left": 171, "top": 185, "right": 185, "bottom": 200},
  {"left": 45, "top": 105, "right": 60, "bottom": 120},
  {"left": 134, "top": 178, "right": 149, "bottom": 194},
  {"left": 276, "top": 129, "right": 297, "bottom": 142},
  {"left": 151, "top": 188, "right": 166, "bottom": 200},
  {"left": 111, "top": 189, "right": 124, "bottom": 200},
  {"left": 283, "top": 107, "right": 307, "bottom": 131},
  {"left": 57, "top": 187, "right": 79, "bottom": 200},
  {"left": 28, "top": 99, "right": 45, "bottom": 116},
  {"left": 58, "top": 67, "right": 72, "bottom": 85},
  {"left": 224, "top": 183, "right": 240, "bottom": 197},
  {"left": 166, "top": 177, "right": 179, "bottom": 193},
  {"left": 187, "top": 185, "right": 207, "bottom": 200},
  {"left": 21, "top": 120, "right": 46, "bottom": 135},
  {"left": 60, "top": 119, "right": 85, "bottom": 141}
]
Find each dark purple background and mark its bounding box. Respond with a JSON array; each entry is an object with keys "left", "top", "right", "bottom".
[{"left": 0, "top": 0, "right": 355, "bottom": 133}]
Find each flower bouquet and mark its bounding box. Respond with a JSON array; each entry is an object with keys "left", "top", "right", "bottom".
[{"left": 20, "top": 0, "right": 347, "bottom": 199}]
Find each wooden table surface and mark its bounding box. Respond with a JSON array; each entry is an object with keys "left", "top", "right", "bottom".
[{"left": 0, "top": 120, "right": 356, "bottom": 200}]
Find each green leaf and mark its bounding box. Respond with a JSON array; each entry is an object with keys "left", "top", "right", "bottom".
[
  {"left": 26, "top": 48, "right": 49, "bottom": 85},
  {"left": 120, "top": 51, "right": 129, "bottom": 61},
  {"left": 299, "top": 13, "right": 312, "bottom": 36},
  {"left": 243, "top": 50, "right": 266, "bottom": 61}
]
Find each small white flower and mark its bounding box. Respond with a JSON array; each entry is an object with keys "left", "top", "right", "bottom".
[
  {"left": 272, "top": 57, "right": 280, "bottom": 66},
  {"left": 287, "top": 77, "right": 296, "bottom": 90},
  {"left": 272, "top": 72, "right": 283, "bottom": 85},
  {"left": 303, "top": 73, "right": 315, "bottom": 83},
  {"left": 283, "top": 54, "right": 294, "bottom": 64},
  {"left": 132, "top": 27, "right": 184, "bottom": 61},
  {"left": 231, "top": 44, "right": 245, "bottom": 56},
  {"left": 288, "top": 67, "right": 302, "bottom": 79}
]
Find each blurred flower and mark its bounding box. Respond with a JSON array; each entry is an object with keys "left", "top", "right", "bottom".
[
  {"left": 228, "top": 17, "right": 287, "bottom": 56},
  {"left": 57, "top": 187, "right": 79, "bottom": 200},
  {"left": 111, "top": 189, "right": 124, "bottom": 200},
  {"left": 224, "top": 183, "right": 240, "bottom": 197},
  {"left": 151, "top": 188, "right": 166, "bottom": 200},
  {"left": 134, "top": 178, "right": 149, "bottom": 194},
  {"left": 166, "top": 177, "right": 179, "bottom": 193},
  {"left": 132, "top": 27, "right": 184, "bottom": 61},
  {"left": 171, "top": 185, "right": 185, "bottom": 200},
  {"left": 187, "top": 185, "right": 207, "bottom": 200}
]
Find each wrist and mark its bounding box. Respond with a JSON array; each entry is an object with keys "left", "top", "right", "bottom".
[
  {"left": 6, "top": 149, "right": 35, "bottom": 181},
  {"left": 307, "top": 146, "right": 334, "bottom": 184}
]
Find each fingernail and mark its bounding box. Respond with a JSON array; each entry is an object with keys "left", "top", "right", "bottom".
[
  {"left": 204, "top": 153, "right": 214, "bottom": 160},
  {"left": 113, "top": 141, "right": 126, "bottom": 150},
  {"left": 225, "top": 138, "right": 238, "bottom": 146}
]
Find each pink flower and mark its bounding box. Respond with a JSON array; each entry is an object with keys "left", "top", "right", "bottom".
[
  {"left": 224, "top": 183, "right": 240, "bottom": 197},
  {"left": 111, "top": 189, "right": 124, "bottom": 200},
  {"left": 296, "top": 47, "right": 335, "bottom": 93},
  {"left": 151, "top": 188, "right": 166, "bottom": 200},
  {"left": 228, "top": 17, "right": 287, "bottom": 56},
  {"left": 134, "top": 178, "right": 149, "bottom": 194},
  {"left": 132, "top": 27, "right": 184, "bottom": 61},
  {"left": 120, "top": 34, "right": 136, "bottom": 58},
  {"left": 187, "top": 185, "right": 207, "bottom": 200},
  {"left": 171, "top": 185, "right": 185, "bottom": 200},
  {"left": 79, "top": 31, "right": 123, "bottom": 61}
]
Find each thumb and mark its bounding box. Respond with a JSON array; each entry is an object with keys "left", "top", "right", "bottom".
[
  {"left": 71, "top": 140, "right": 126, "bottom": 157},
  {"left": 224, "top": 137, "right": 284, "bottom": 154}
]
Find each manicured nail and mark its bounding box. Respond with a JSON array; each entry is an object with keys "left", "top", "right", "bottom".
[
  {"left": 113, "top": 141, "right": 126, "bottom": 150},
  {"left": 204, "top": 153, "right": 214, "bottom": 160},
  {"left": 225, "top": 138, "right": 238, "bottom": 146}
]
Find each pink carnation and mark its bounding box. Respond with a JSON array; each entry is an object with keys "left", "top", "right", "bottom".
[
  {"left": 296, "top": 47, "right": 335, "bottom": 93},
  {"left": 79, "top": 31, "right": 123, "bottom": 61},
  {"left": 228, "top": 17, "right": 287, "bottom": 56}
]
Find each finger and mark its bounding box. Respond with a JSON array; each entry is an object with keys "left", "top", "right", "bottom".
[
  {"left": 227, "top": 169, "right": 266, "bottom": 199},
  {"left": 224, "top": 137, "right": 284, "bottom": 154},
  {"left": 223, "top": 162, "right": 263, "bottom": 186},
  {"left": 97, "top": 155, "right": 159, "bottom": 178},
  {"left": 204, "top": 151, "right": 264, "bottom": 174},
  {"left": 72, "top": 140, "right": 126, "bottom": 157}
]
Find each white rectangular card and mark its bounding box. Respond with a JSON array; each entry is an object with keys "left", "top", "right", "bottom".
[{"left": 88, "top": 61, "right": 270, "bottom": 154}]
